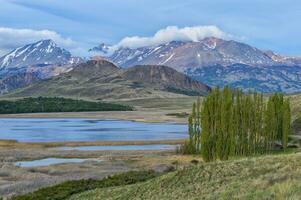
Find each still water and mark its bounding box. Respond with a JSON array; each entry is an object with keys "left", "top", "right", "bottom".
[
  {"left": 15, "top": 158, "right": 102, "bottom": 167},
  {"left": 0, "top": 118, "right": 187, "bottom": 142}
]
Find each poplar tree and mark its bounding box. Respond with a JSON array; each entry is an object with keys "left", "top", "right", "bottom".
[
  {"left": 282, "top": 99, "right": 291, "bottom": 149},
  {"left": 187, "top": 87, "right": 291, "bottom": 162}
]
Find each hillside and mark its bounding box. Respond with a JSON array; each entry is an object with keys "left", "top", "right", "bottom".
[
  {"left": 70, "top": 153, "right": 301, "bottom": 200},
  {"left": 5, "top": 60, "right": 210, "bottom": 100}
]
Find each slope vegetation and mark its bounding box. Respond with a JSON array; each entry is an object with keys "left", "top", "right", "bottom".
[{"left": 70, "top": 153, "right": 301, "bottom": 200}]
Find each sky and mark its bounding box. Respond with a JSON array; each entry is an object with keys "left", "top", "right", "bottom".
[{"left": 0, "top": 0, "right": 301, "bottom": 57}]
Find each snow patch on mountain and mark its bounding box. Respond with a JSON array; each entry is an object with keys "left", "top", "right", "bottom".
[
  {"left": 0, "top": 39, "right": 84, "bottom": 94},
  {"left": 0, "top": 39, "right": 82, "bottom": 69},
  {"left": 91, "top": 37, "right": 301, "bottom": 93}
]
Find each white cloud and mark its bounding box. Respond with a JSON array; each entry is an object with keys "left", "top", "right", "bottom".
[
  {"left": 0, "top": 27, "right": 77, "bottom": 56},
  {"left": 111, "top": 25, "right": 232, "bottom": 50}
]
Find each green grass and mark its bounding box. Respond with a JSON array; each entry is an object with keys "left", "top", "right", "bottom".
[
  {"left": 165, "top": 86, "right": 204, "bottom": 96},
  {"left": 165, "top": 112, "right": 189, "bottom": 118},
  {"left": 116, "top": 97, "right": 198, "bottom": 110},
  {"left": 11, "top": 170, "right": 160, "bottom": 200},
  {"left": 0, "top": 97, "right": 133, "bottom": 114},
  {"left": 69, "top": 153, "right": 301, "bottom": 200}
]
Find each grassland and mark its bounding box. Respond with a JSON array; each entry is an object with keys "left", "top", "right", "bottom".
[{"left": 69, "top": 152, "right": 301, "bottom": 200}]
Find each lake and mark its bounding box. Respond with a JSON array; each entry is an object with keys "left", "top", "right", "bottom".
[
  {"left": 15, "top": 158, "right": 102, "bottom": 167},
  {"left": 0, "top": 118, "right": 187, "bottom": 142}
]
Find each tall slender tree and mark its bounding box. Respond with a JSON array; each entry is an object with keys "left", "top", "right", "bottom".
[{"left": 188, "top": 87, "right": 291, "bottom": 162}]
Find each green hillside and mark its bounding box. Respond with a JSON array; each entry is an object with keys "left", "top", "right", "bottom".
[{"left": 69, "top": 153, "right": 301, "bottom": 200}]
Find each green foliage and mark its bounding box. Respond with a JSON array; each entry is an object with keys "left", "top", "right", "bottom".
[
  {"left": 187, "top": 88, "right": 292, "bottom": 162},
  {"left": 69, "top": 153, "right": 301, "bottom": 200},
  {"left": 176, "top": 140, "right": 197, "bottom": 154},
  {"left": 165, "top": 86, "right": 203, "bottom": 96},
  {"left": 11, "top": 170, "right": 159, "bottom": 200},
  {"left": 166, "top": 112, "right": 189, "bottom": 118},
  {"left": 0, "top": 97, "right": 133, "bottom": 114},
  {"left": 181, "top": 99, "right": 201, "bottom": 154}
]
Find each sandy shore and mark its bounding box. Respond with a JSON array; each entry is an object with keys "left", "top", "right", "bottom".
[
  {"left": 0, "top": 139, "right": 185, "bottom": 148},
  {"left": 0, "top": 110, "right": 188, "bottom": 123},
  {"left": 0, "top": 145, "right": 197, "bottom": 198}
]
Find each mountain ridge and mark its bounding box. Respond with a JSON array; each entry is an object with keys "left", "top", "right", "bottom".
[
  {"left": 91, "top": 37, "right": 301, "bottom": 93},
  {"left": 5, "top": 60, "right": 210, "bottom": 100},
  {"left": 0, "top": 39, "right": 84, "bottom": 94},
  {"left": 0, "top": 39, "right": 82, "bottom": 69}
]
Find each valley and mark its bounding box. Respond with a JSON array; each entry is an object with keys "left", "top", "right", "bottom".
[
  {"left": 0, "top": 12, "right": 301, "bottom": 199},
  {"left": 1, "top": 93, "right": 301, "bottom": 199},
  {"left": 0, "top": 95, "right": 196, "bottom": 198}
]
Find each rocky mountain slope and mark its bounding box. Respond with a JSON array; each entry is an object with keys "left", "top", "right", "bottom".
[
  {"left": 187, "top": 64, "right": 301, "bottom": 93},
  {"left": 0, "top": 39, "right": 81, "bottom": 69},
  {"left": 0, "top": 40, "right": 83, "bottom": 94},
  {"left": 95, "top": 37, "right": 301, "bottom": 93},
  {"left": 6, "top": 60, "right": 210, "bottom": 100}
]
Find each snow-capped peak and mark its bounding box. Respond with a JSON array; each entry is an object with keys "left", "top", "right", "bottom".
[
  {"left": 202, "top": 37, "right": 219, "bottom": 49},
  {"left": 0, "top": 39, "right": 76, "bottom": 69}
]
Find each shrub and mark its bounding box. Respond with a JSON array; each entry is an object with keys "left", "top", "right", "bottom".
[
  {"left": 190, "top": 159, "right": 199, "bottom": 165},
  {"left": 176, "top": 140, "right": 199, "bottom": 154},
  {"left": 0, "top": 97, "right": 133, "bottom": 114},
  {"left": 11, "top": 170, "right": 160, "bottom": 200}
]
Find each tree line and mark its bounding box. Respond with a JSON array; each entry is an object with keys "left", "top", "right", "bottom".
[
  {"left": 0, "top": 97, "right": 133, "bottom": 114},
  {"left": 184, "top": 87, "right": 291, "bottom": 162}
]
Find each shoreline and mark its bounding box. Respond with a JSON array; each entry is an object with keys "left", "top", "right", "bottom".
[
  {"left": 0, "top": 110, "right": 189, "bottom": 123},
  {"left": 0, "top": 139, "right": 186, "bottom": 148}
]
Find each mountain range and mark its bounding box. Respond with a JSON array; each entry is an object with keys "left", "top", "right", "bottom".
[
  {"left": 5, "top": 60, "right": 210, "bottom": 100},
  {"left": 1, "top": 37, "right": 301, "bottom": 95},
  {"left": 93, "top": 37, "right": 301, "bottom": 93}
]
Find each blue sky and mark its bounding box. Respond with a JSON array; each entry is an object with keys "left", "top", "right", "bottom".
[{"left": 0, "top": 0, "right": 300, "bottom": 56}]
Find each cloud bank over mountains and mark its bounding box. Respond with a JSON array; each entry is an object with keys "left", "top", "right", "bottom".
[
  {"left": 109, "top": 25, "right": 231, "bottom": 51},
  {"left": 0, "top": 25, "right": 233, "bottom": 57},
  {"left": 0, "top": 27, "right": 77, "bottom": 56}
]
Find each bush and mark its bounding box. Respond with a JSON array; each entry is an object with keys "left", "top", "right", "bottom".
[
  {"left": 11, "top": 170, "right": 160, "bottom": 200},
  {"left": 165, "top": 86, "right": 201, "bottom": 96},
  {"left": 176, "top": 140, "right": 199, "bottom": 155}
]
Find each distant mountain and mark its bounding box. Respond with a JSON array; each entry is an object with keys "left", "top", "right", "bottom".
[
  {"left": 89, "top": 43, "right": 110, "bottom": 54},
  {"left": 0, "top": 39, "right": 81, "bottom": 69},
  {"left": 187, "top": 64, "right": 301, "bottom": 93},
  {"left": 5, "top": 60, "right": 210, "bottom": 100},
  {"left": 0, "top": 39, "right": 84, "bottom": 94},
  {"left": 93, "top": 37, "right": 301, "bottom": 93}
]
